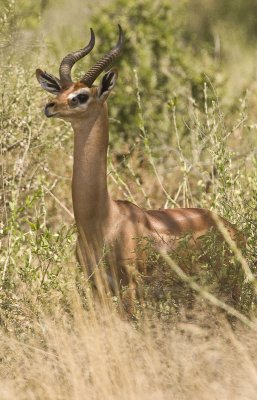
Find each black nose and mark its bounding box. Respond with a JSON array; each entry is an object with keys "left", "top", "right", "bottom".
[
  {"left": 45, "top": 102, "right": 56, "bottom": 118},
  {"left": 46, "top": 102, "right": 55, "bottom": 108}
]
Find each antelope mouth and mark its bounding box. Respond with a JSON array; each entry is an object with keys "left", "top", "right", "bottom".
[{"left": 45, "top": 110, "right": 60, "bottom": 118}]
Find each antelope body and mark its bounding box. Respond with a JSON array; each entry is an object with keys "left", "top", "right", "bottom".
[{"left": 36, "top": 26, "right": 237, "bottom": 302}]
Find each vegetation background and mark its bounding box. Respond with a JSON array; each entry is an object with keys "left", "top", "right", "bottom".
[{"left": 1, "top": 0, "right": 257, "bottom": 398}]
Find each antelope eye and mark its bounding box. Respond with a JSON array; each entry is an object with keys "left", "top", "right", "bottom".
[
  {"left": 69, "top": 96, "right": 79, "bottom": 108},
  {"left": 78, "top": 93, "right": 89, "bottom": 103}
]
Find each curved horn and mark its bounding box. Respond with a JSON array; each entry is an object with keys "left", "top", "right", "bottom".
[
  {"left": 59, "top": 28, "right": 95, "bottom": 88},
  {"left": 80, "top": 24, "right": 124, "bottom": 87}
]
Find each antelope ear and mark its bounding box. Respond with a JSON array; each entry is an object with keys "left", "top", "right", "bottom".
[
  {"left": 36, "top": 69, "right": 62, "bottom": 94},
  {"left": 97, "top": 68, "right": 118, "bottom": 100}
]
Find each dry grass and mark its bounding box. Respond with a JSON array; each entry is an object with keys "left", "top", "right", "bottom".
[{"left": 1, "top": 298, "right": 257, "bottom": 400}]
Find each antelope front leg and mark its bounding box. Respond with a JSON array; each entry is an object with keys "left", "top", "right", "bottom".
[{"left": 120, "top": 263, "right": 143, "bottom": 318}]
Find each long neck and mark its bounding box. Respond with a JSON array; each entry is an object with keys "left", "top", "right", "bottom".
[{"left": 71, "top": 103, "right": 110, "bottom": 236}]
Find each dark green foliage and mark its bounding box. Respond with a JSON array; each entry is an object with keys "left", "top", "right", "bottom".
[{"left": 91, "top": 0, "right": 221, "bottom": 147}]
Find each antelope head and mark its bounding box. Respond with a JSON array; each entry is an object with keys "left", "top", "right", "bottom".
[{"left": 36, "top": 25, "right": 124, "bottom": 121}]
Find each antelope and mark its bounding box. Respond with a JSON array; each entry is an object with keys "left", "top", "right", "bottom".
[{"left": 36, "top": 25, "right": 240, "bottom": 310}]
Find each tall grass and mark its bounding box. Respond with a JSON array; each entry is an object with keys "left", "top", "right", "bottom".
[
  {"left": 1, "top": 0, "right": 257, "bottom": 398},
  {"left": 2, "top": 298, "right": 257, "bottom": 400}
]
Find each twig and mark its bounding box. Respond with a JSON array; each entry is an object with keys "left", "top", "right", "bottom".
[{"left": 161, "top": 252, "right": 257, "bottom": 331}]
